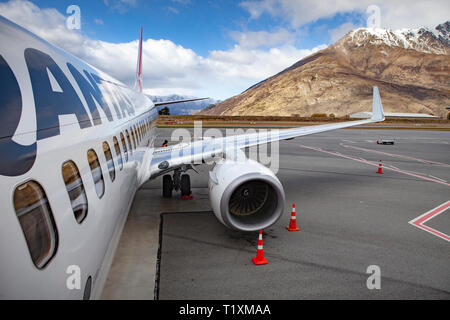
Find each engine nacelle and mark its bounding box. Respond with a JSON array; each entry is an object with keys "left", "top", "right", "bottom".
[{"left": 208, "top": 159, "right": 285, "bottom": 232}]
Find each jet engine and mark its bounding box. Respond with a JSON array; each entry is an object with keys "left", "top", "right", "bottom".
[{"left": 208, "top": 159, "right": 285, "bottom": 232}]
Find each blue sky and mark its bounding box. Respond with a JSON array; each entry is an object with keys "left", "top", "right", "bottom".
[
  {"left": 0, "top": 0, "right": 448, "bottom": 100},
  {"left": 30, "top": 0, "right": 358, "bottom": 55}
]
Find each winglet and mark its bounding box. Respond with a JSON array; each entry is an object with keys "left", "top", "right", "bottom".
[
  {"left": 371, "top": 86, "right": 385, "bottom": 121},
  {"left": 135, "top": 26, "right": 143, "bottom": 93}
]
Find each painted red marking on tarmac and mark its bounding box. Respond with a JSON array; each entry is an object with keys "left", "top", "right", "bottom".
[
  {"left": 341, "top": 144, "right": 450, "bottom": 168},
  {"left": 299, "top": 145, "right": 450, "bottom": 187},
  {"left": 409, "top": 201, "right": 450, "bottom": 242}
]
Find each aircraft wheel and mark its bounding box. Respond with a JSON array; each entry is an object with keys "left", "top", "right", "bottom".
[
  {"left": 180, "top": 174, "right": 191, "bottom": 196},
  {"left": 162, "top": 175, "right": 173, "bottom": 198}
]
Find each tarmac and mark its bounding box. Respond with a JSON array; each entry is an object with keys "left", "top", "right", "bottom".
[{"left": 101, "top": 128, "right": 450, "bottom": 300}]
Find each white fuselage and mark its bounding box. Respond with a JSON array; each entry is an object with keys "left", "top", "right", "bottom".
[
  {"left": 0, "top": 16, "right": 158, "bottom": 299},
  {"left": 0, "top": 13, "right": 387, "bottom": 300}
]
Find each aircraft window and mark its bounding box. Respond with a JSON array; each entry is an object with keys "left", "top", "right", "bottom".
[
  {"left": 87, "top": 149, "right": 105, "bottom": 199},
  {"left": 103, "top": 142, "right": 116, "bottom": 182},
  {"left": 136, "top": 125, "right": 140, "bottom": 142},
  {"left": 120, "top": 132, "right": 128, "bottom": 162},
  {"left": 13, "top": 181, "right": 58, "bottom": 269},
  {"left": 131, "top": 127, "right": 137, "bottom": 149},
  {"left": 133, "top": 125, "right": 139, "bottom": 145},
  {"left": 83, "top": 276, "right": 92, "bottom": 300},
  {"left": 62, "top": 161, "right": 88, "bottom": 224},
  {"left": 125, "top": 130, "right": 133, "bottom": 153},
  {"left": 113, "top": 136, "right": 123, "bottom": 170}
]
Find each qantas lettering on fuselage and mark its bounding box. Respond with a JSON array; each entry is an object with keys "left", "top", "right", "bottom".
[{"left": 0, "top": 48, "right": 136, "bottom": 177}]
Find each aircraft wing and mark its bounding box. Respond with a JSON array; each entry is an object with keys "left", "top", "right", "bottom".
[
  {"left": 154, "top": 97, "right": 210, "bottom": 107},
  {"left": 149, "top": 86, "right": 385, "bottom": 178}
]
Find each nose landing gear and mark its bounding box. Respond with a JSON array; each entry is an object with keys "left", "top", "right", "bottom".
[
  {"left": 180, "top": 174, "right": 191, "bottom": 197},
  {"left": 162, "top": 174, "right": 173, "bottom": 198},
  {"left": 162, "top": 169, "right": 192, "bottom": 199}
]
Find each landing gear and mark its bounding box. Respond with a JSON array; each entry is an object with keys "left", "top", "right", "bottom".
[
  {"left": 162, "top": 169, "right": 192, "bottom": 199},
  {"left": 162, "top": 175, "right": 173, "bottom": 198},
  {"left": 180, "top": 174, "right": 191, "bottom": 197}
]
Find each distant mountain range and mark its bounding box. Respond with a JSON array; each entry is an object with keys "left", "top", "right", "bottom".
[
  {"left": 201, "top": 21, "right": 450, "bottom": 118},
  {"left": 147, "top": 94, "right": 219, "bottom": 115}
]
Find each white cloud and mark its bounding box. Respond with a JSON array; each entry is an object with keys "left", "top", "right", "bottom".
[
  {"left": 0, "top": 0, "right": 327, "bottom": 100},
  {"left": 376, "top": 1, "right": 450, "bottom": 30},
  {"left": 171, "top": 0, "right": 192, "bottom": 5},
  {"left": 229, "top": 28, "right": 295, "bottom": 48},
  {"left": 329, "top": 22, "right": 357, "bottom": 42},
  {"left": 240, "top": 0, "right": 366, "bottom": 27},
  {"left": 240, "top": 0, "right": 450, "bottom": 30},
  {"left": 103, "top": 0, "right": 138, "bottom": 13},
  {"left": 167, "top": 6, "right": 179, "bottom": 14}
]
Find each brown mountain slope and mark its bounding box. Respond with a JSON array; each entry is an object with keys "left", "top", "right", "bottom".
[{"left": 202, "top": 23, "right": 450, "bottom": 118}]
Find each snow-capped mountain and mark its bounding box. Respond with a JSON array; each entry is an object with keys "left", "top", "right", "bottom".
[
  {"left": 203, "top": 21, "right": 449, "bottom": 118},
  {"left": 345, "top": 21, "right": 449, "bottom": 55}
]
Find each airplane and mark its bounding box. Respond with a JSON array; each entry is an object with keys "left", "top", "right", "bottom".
[{"left": 0, "top": 15, "right": 385, "bottom": 300}]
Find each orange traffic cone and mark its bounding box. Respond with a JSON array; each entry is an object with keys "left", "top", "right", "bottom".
[
  {"left": 252, "top": 230, "right": 268, "bottom": 265},
  {"left": 286, "top": 204, "right": 300, "bottom": 231},
  {"left": 377, "top": 160, "right": 383, "bottom": 174}
]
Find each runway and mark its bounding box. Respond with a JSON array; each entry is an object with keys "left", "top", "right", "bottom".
[{"left": 102, "top": 128, "right": 450, "bottom": 300}]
